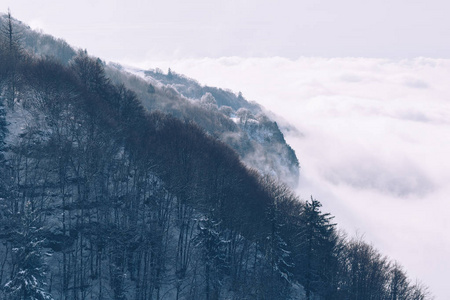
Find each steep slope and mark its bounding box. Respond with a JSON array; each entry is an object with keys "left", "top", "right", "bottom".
[
  {"left": 0, "top": 13, "right": 299, "bottom": 188},
  {"left": 0, "top": 13, "right": 433, "bottom": 300},
  {"left": 107, "top": 65, "right": 300, "bottom": 187},
  {"left": 0, "top": 50, "right": 296, "bottom": 299}
]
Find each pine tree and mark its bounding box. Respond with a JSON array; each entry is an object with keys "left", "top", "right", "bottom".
[
  {"left": 4, "top": 201, "right": 54, "bottom": 300},
  {"left": 299, "top": 196, "right": 336, "bottom": 300}
]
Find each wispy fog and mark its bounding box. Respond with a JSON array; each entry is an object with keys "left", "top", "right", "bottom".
[{"left": 127, "top": 56, "right": 450, "bottom": 299}]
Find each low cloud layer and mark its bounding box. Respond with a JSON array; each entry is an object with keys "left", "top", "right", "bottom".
[
  {"left": 127, "top": 57, "right": 450, "bottom": 299},
  {"left": 323, "top": 155, "right": 434, "bottom": 198}
]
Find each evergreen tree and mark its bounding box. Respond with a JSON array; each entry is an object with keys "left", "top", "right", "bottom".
[
  {"left": 4, "top": 201, "right": 54, "bottom": 300},
  {"left": 299, "top": 196, "right": 337, "bottom": 300}
]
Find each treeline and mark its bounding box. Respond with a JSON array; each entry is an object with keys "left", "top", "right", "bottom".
[{"left": 0, "top": 12, "right": 432, "bottom": 300}]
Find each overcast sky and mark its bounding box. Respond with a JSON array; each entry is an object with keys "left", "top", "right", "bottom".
[
  {"left": 2, "top": 1, "right": 449, "bottom": 299},
  {"left": 3, "top": 0, "right": 450, "bottom": 61}
]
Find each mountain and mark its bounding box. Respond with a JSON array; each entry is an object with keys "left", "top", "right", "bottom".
[
  {"left": 0, "top": 13, "right": 300, "bottom": 188},
  {"left": 107, "top": 64, "right": 300, "bottom": 187},
  {"left": 0, "top": 12, "right": 432, "bottom": 300}
]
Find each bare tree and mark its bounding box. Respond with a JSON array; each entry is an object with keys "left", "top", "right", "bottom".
[{"left": 1, "top": 9, "right": 24, "bottom": 109}]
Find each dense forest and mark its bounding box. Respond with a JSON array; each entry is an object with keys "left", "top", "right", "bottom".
[{"left": 0, "top": 12, "right": 432, "bottom": 300}]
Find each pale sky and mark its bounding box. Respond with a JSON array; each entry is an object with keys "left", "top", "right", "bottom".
[
  {"left": 1, "top": 1, "right": 449, "bottom": 299},
  {"left": 2, "top": 0, "right": 450, "bottom": 61}
]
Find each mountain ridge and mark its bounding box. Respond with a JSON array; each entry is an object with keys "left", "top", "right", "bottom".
[
  {"left": 0, "top": 12, "right": 301, "bottom": 187},
  {"left": 106, "top": 63, "right": 300, "bottom": 187},
  {"left": 0, "top": 12, "right": 433, "bottom": 300}
]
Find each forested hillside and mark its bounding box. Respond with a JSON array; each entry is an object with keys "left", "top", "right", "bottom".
[
  {"left": 0, "top": 13, "right": 299, "bottom": 188},
  {"left": 106, "top": 65, "right": 300, "bottom": 188},
  {"left": 0, "top": 12, "right": 432, "bottom": 300}
]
